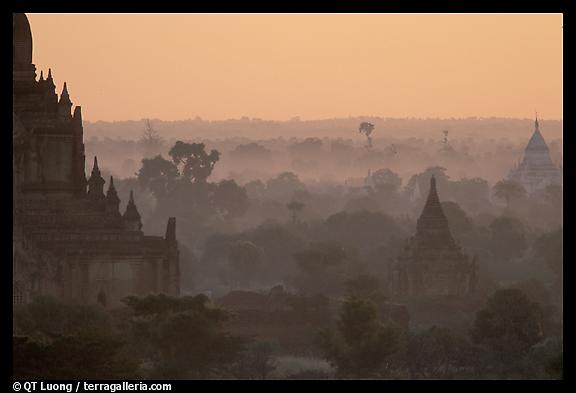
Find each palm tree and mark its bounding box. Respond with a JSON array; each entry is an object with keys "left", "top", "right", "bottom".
[
  {"left": 493, "top": 180, "right": 526, "bottom": 208},
  {"left": 286, "top": 201, "right": 305, "bottom": 224}
]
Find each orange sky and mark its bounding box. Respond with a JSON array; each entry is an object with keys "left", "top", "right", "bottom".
[{"left": 27, "top": 13, "right": 562, "bottom": 122}]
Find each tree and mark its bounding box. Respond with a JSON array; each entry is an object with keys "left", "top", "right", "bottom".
[
  {"left": 226, "top": 241, "right": 264, "bottom": 287},
  {"left": 212, "top": 179, "right": 249, "bottom": 219},
  {"left": 488, "top": 216, "right": 527, "bottom": 261},
  {"left": 532, "top": 228, "right": 563, "bottom": 290},
  {"left": 346, "top": 274, "right": 380, "bottom": 300},
  {"left": 137, "top": 155, "right": 179, "bottom": 199},
  {"left": 317, "top": 297, "right": 399, "bottom": 378},
  {"left": 169, "top": 141, "right": 220, "bottom": 184},
  {"left": 286, "top": 200, "right": 305, "bottom": 224},
  {"left": 266, "top": 172, "right": 306, "bottom": 201},
  {"left": 230, "top": 341, "right": 279, "bottom": 380},
  {"left": 122, "top": 294, "right": 246, "bottom": 379},
  {"left": 405, "top": 166, "right": 450, "bottom": 200},
  {"left": 441, "top": 201, "right": 473, "bottom": 235},
  {"left": 493, "top": 180, "right": 526, "bottom": 208},
  {"left": 472, "top": 289, "right": 545, "bottom": 354},
  {"left": 292, "top": 243, "right": 346, "bottom": 295},
  {"left": 13, "top": 334, "right": 138, "bottom": 380},
  {"left": 140, "top": 119, "right": 164, "bottom": 152},
  {"left": 358, "top": 122, "right": 375, "bottom": 149},
  {"left": 370, "top": 169, "right": 402, "bottom": 195},
  {"left": 405, "top": 326, "right": 480, "bottom": 379}
]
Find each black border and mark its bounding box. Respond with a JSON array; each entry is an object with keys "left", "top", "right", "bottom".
[{"left": 7, "top": 2, "right": 572, "bottom": 388}]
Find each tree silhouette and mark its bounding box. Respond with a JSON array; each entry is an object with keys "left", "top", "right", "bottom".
[
  {"left": 493, "top": 180, "right": 526, "bottom": 208},
  {"left": 286, "top": 200, "right": 305, "bottom": 224},
  {"left": 169, "top": 141, "right": 220, "bottom": 184},
  {"left": 358, "top": 122, "right": 375, "bottom": 149},
  {"left": 317, "top": 297, "right": 399, "bottom": 378}
]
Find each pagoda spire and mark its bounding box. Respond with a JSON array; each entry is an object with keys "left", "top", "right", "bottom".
[
  {"left": 58, "top": 82, "right": 72, "bottom": 118},
  {"left": 87, "top": 156, "right": 105, "bottom": 200},
  {"left": 415, "top": 175, "right": 453, "bottom": 244},
  {"left": 46, "top": 68, "right": 54, "bottom": 87},
  {"left": 123, "top": 190, "right": 143, "bottom": 231},
  {"left": 105, "top": 176, "right": 121, "bottom": 215}
]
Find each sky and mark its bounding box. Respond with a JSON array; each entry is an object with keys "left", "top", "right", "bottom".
[{"left": 27, "top": 13, "right": 562, "bottom": 122}]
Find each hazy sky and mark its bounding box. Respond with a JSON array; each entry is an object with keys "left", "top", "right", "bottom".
[{"left": 27, "top": 13, "right": 562, "bottom": 122}]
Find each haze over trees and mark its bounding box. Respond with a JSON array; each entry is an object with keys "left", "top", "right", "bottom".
[{"left": 18, "top": 116, "right": 562, "bottom": 380}]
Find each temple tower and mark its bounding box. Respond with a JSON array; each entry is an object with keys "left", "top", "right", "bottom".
[
  {"left": 508, "top": 115, "right": 562, "bottom": 194},
  {"left": 392, "top": 176, "right": 476, "bottom": 297}
]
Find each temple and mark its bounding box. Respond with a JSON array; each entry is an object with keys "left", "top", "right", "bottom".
[
  {"left": 389, "top": 176, "right": 477, "bottom": 297},
  {"left": 13, "top": 13, "right": 180, "bottom": 306},
  {"left": 508, "top": 116, "right": 562, "bottom": 194}
]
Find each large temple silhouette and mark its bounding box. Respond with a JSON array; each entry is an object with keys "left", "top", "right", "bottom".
[
  {"left": 389, "top": 176, "right": 477, "bottom": 297},
  {"left": 13, "top": 13, "right": 180, "bottom": 306},
  {"left": 508, "top": 116, "right": 562, "bottom": 194}
]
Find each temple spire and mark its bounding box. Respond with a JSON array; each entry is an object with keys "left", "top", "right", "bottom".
[
  {"left": 39, "top": 70, "right": 44, "bottom": 81},
  {"left": 415, "top": 175, "right": 451, "bottom": 241},
  {"left": 87, "top": 156, "right": 105, "bottom": 200},
  {"left": 123, "top": 190, "right": 142, "bottom": 231},
  {"left": 58, "top": 81, "right": 72, "bottom": 118},
  {"left": 105, "top": 176, "right": 121, "bottom": 215},
  {"left": 92, "top": 156, "right": 100, "bottom": 174},
  {"left": 535, "top": 111, "right": 539, "bottom": 131},
  {"left": 62, "top": 82, "right": 69, "bottom": 97},
  {"left": 165, "top": 217, "right": 177, "bottom": 243}
]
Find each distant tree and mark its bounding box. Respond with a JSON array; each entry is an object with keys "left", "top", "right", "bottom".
[
  {"left": 406, "top": 167, "right": 450, "bottom": 199},
  {"left": 292, "top": 243, "right": 346, "bottom": 295},
  {"left": 532, "top": 228, "right": 563, "bottom": 278},
  {"left": 13, "top": 297, "right": 136, "bottom": 379},
  {"left": 441, "top": 201, "right": 473, "bottom": 235},
  {"left": 288, "top": 138, "right": 324, "bottom": 158},
  {"left": 13, "top": 334, "right": 138, "bottom": 380},
  {"left": 317, "top": 297, "right": 399, "bottom": 378},
  {"left": 545, "top": 352, "right": 563, "bottom": 379},
  {"left": 358, "top": 122, "right": 375, "bottom": 149},
  {"left": 122, "top": 294, "right": 246, "bottom": 379},
  {"left": 226, "top": 241, "right": 264, "bottom": 287},
  {"left": 324, "top": 211, "right": 403, "bottom": 251},
  {"left": 286, "top": 200, "right": 305, "bottom": 224},
  {"left": 230, "top": 143, "right": 272, "bottom": 162},
  {"left": 244, "top": 179, "right": 266, "bottom": 200},
  {"left": 137, "top": 155, "right": 179, "bottom": 199},
  {"left": 493, "top": 180, "right": 526, "bottom": 208},
  {"left": 371, "top": 169, "right": 402, "bottom": 195},
  {"left": 169, "top": 141, "right": 220, "bottom": 184},
  {"left": 266, "top": 172, "right": 306, "bottom": 200},
  {"left": 472, "top": 289, "right": 545, "bottom": 354},
  {"left": 544, "top": 184, "right": 562, "bottom": 207},
  {"left": 140, "top": 119, "right": 164, "bottom": 152},
  {"left": 488, "top": 216, "right": 527, "bottom": 261},
  {"left": 345, "top": 274, "right": 386, "bottom": 305},
  {"left": 406, "top": 326, "right": 479, "bottom": 379},
  {"left": 451, "top": 177, "right": 490, "bottom": 213},
  {"left": 213, "top": 179, "right": 249, "bottom": 219},
  {"left": 230, "top": 341, "right": 278, "bottom": 380}
]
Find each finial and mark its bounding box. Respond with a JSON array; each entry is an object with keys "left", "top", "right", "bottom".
[
  {"left": 62, "top": 82, "right": 69, "bottom": 95},
  {"left": 93, "top": 156, "right": 99, "bottom": 170},
  {"left": 129, "top": 189, "right": 134, "bottom": 203},
  {"left": 109, "top": 176, "right": 115, "bottom": 188},
  {"left": 39, "top": 70, "right": 44, "bottom": 81},
  {"left": 47, "top": 68, "right": 53, "bottom": 79}
]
